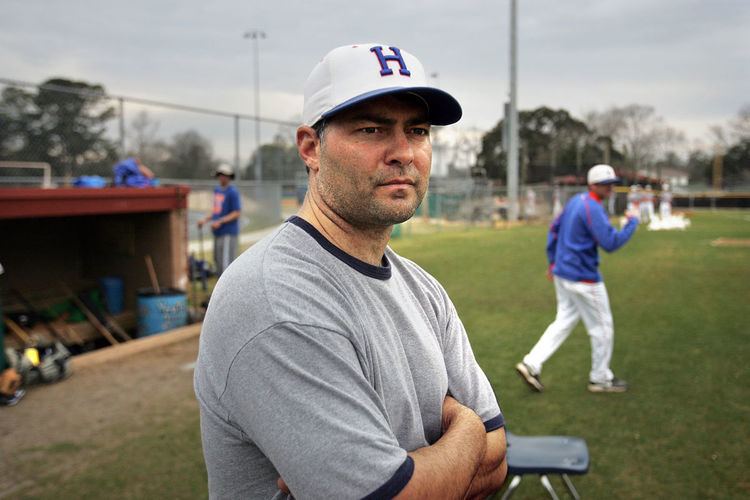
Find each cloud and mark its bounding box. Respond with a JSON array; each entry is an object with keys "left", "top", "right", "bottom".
[{"left": 1, "top": 0, "right": 747, "bottom": 148}]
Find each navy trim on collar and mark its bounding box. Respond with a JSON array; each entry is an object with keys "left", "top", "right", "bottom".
[{"left": 286, "top": 216, "right": 391, "bottom": 280}]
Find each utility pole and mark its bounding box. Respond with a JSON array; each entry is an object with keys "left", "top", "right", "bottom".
[
  {"left": 713, "top": 145, "right": 724, "bottom": 191},
  {"left": 244, "top": 30, "right": 266, "bottom": 181},
  {"left": 507, "top": 0, "right": 519, "bottom": 221}
]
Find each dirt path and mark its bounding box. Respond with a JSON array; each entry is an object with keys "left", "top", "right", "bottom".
[{"left": 0, "top": 335, "right": 200, "bottom": 498}]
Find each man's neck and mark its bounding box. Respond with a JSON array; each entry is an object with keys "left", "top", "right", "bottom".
[{"left": 297, "top": 194, "right": 392, "bottom": 266}]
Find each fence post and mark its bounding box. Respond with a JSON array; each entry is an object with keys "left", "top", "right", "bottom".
[
  {"left": 234, "top": 115, "right": 240, "bottom": 179},
  {"left": 118, "top": 97, "right": 126, "bottom": 157}
]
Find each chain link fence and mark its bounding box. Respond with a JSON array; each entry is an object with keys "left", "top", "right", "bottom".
[
  {"left": 0, "top": 78, "right": 299, "bottom": 182},
  {"left": 413, "top": 180, "right": 593, "bottom": 223},
  {"left": 4, "top": 78, "right": 747, "bottom": 239}
]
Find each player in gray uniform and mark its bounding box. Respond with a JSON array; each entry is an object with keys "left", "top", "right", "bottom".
[{"left": 194, "top": 43, "right": 507, "bottom": 499}]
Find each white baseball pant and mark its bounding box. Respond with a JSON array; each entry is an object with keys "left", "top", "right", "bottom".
[
  {"left": 523, "top": 276, "right": 615, "bottom": 384},
  {"left": 660, "top": 201, "right": 671, "bottom": 219}
]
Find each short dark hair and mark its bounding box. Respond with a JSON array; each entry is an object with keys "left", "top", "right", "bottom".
[
  {"left": 304, "top": 119, "right": 328, "bottom": 174},
  {"left": 311, "top": 119, "right": 328, "bottom": 142}
]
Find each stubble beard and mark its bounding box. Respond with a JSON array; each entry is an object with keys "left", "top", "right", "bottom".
[{"left": 316, "top": 157, "right": 427, "bottom": 229}]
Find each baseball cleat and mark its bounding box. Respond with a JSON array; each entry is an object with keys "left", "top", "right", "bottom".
[
  {"left": 0, "top": 388, "right": 26, "bottom": 407},
  {"left": 588, "top": 377, "right": 628, "bottom": 393},
  {"left": 515, "top": 362, "right": 544, "bottom": 392}
]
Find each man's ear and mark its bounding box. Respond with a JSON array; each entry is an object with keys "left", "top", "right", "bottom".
[{"left": 297, "top": 126, "right": 320, "bottom": 173}]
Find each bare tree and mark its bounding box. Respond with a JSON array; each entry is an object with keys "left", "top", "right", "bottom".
[
  {"left": 162, "top": 130, "right": 217, "bottom": 180},
  {"left": 447, "top": 128, "right": 482, "bottom": 177},
  {"left": 586, "top": 104, "right": 683, "bottom": 176},
  {"left": 729, "top": 104, "right": 750, "bottom": 141},
  {"left": 585, "top": 108, "right": 625, "bottom": 140},
  {"left": 709, "top": 124, "right": 730, "bottom": 148},
  {"left": 128, "top": 110, "right": 167, "bottom": 166}
]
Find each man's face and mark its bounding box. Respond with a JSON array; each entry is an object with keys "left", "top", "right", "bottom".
[
  {"left": 313, "top": 94, "right": 432, "bottom": 228},
  {"left": 217, "top": 174, "right": 231, "bottom": 187},
  {"left": 591, "top": 183, "right": 614, "bottom": 199}
]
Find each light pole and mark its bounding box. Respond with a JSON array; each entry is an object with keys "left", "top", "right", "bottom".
[
  {"left": 244, "top": 29, "right": 266, "bottom": 181},
  {"left": 507, "top": 0, "right": 519, "bottom": 221}
]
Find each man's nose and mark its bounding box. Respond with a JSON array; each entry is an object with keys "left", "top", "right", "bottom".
[{"left": 385, "top": 130, "right": 414, "bottom": 167}]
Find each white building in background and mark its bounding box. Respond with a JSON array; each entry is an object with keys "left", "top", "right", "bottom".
[
  {"left": 431, "top": 127, "right": 485, "bottom": 177},
  {"left": 659, "top": 167, "right": 689, "bottom": 189},
  {"left": 637, "top": 167, "right": 689, "bottom": 189}
]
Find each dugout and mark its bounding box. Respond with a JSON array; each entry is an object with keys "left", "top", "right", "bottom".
[{"left": 0, "top": 186, "right": 190, "bottom": 346}]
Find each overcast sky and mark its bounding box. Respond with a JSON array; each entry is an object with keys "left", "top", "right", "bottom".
[{"left": 1, "top": 0, "right": 748, "bottom": 164}]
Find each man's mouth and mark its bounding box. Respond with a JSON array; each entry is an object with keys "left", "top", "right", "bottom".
[{"left": 381, "top": 177, "right": 414, "bottom": 186}]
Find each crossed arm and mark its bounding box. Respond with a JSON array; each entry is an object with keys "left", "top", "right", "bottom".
[
  {"left": 277, "top": 396, "right": 507, "bottom": 499},
  {"left": 396, "top": 396, "right": 507, "bottom": 499}
]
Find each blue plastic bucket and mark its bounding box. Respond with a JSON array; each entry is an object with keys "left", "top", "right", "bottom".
[
  {"left": 136, "top": 288, "right": 188, "bottom": 337},
  {"left": 99, "top": 276, "right": 125, "bottom": 314}
]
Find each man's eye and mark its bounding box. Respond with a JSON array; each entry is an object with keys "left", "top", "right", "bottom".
[
  {"left": 411, "top": 127, "right": 430, "bottom": 136},
  {"left": 360, "top": 127, "right": 379, "bottom": 134}
]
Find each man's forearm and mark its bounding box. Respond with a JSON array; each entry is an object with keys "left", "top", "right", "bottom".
[
  {"left": 466, "top": 428, "right": 508, "bottom": 500},
  {"left": 222, "top": 210, "right": 241, "bottom": 223},
  {"left": 396, "top": 403, "right": 486, "bottom": 499}
]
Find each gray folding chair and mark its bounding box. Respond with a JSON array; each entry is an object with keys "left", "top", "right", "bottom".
[{"left": 500, "top": 431, "right": 589, "bottom": 500}]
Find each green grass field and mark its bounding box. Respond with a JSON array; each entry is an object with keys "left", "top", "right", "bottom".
[{"left": 23, "top": 211, "right": 750, "bottom": 499}]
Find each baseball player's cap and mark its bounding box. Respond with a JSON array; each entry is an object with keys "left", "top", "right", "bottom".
[
  {"left": 587, "top": 164, "right": 620, "bottom": 185},
  {"left": 302, "top": 43, "right": 462, "bottom": 127},
  {"left": 214, "top": 163, "right": 235, "bottom": 179}
]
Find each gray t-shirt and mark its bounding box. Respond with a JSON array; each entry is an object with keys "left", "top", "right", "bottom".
[{"left": 194, "top": 216, "right": 503, "bottom": 499}]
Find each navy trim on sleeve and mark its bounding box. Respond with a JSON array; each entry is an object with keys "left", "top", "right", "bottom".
[
  {"left": 484, "top": 413, "right": 505, "bottom": 433},
  {"left": 287, "top": 216, "right": 391, "bottom": 280},
  {"left": 361, "top": 456, "right": 414, "bottom": 500}
]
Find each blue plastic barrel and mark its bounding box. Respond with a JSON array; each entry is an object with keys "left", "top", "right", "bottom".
[
  {"left": 99, "top": 276, "right": 125, "bottom": 314},
  {"left": 136, "top": 288, "right": 188, "bottom": 337}
]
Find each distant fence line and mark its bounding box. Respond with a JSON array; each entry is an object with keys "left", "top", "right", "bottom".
[
  {"left": 0, "top": 77, "right": 298, "bottom": 179},
  {"left": 2, "top": 173, "right": 748, "bottom": 238}
]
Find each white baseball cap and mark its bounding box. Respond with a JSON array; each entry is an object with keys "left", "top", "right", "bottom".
[
  {"left": 214, "top": 163, "right": 235, "bottom": 178},
  {"left": 302, "top": 43, "right": 462, "bottom": 126},
  {"left": 587, "top": 164, "right": 619, "bottom": 185}
]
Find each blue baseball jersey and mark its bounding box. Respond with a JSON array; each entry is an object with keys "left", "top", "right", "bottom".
[
  {"left": 547, "top": 191, "right": 638, "bottom": 282},
  {"left": 211, "top": 185, "right": 241, "bottom": 236}
]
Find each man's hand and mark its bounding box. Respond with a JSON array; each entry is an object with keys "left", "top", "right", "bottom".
[
  {"left": 396, "top": 395, "right": 486, "bottom": 498},
  {"left": 277, "top": 477, "right": 290, "bottom": 495},
  {"left": 441, "top": 394, "right": 467, "bottom": 432},
  {"left": 0, "top": 368, "right": 21, "bottom": 396},
  {"left": 546, "top": 263, "right": 555, "bottom": 281},
  {"left": 466, "top": 428, "right": 507, "bottom": 500},
  {"left": 211, "top": 220, "right": 223, "bottom": 230},
  {"left": 443, "top": 396, "right": 508, "bottom": 498},
  {"left": 625, "top": 208, "right": 640, "bottom": 221}
]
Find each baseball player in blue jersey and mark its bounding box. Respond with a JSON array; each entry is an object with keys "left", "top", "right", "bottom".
[
  {"left": 516, "top": 164, "right": 639, "bottom": 393},
  {"left": 198, "top": 164, "right": 242, "bottom": 277}
]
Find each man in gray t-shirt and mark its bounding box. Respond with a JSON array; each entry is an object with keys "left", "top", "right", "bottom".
[{"left": 195, "top": 43, "right": 507, "bottom": 499}]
